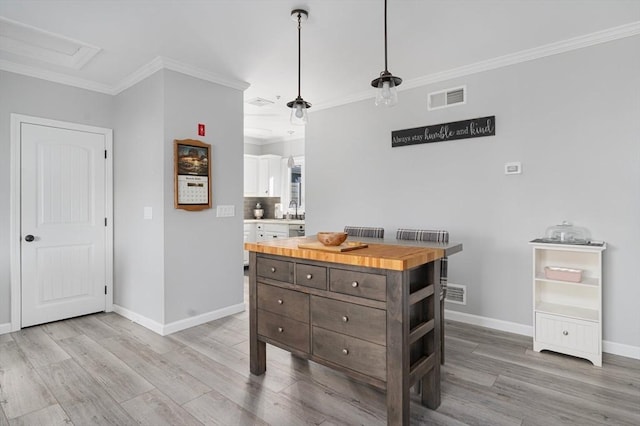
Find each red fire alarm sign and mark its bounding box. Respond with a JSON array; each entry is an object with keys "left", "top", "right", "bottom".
[{"left": 198, "top": 123, "right": 205, "bottom": 136}]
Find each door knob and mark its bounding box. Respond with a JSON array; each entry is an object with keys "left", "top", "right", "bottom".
[{"left": 24, "top": 235, "right": 35, "bottom": 242}]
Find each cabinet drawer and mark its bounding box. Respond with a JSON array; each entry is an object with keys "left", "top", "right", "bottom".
[
  {"left": 535, "top": 313, "right": 599, "bottom": 354},
  {"left": 312, "top": 327, "right": 386, "bottom": 382},
  {"left": 258, "top": 309, "right": 309, "bottom": 353},
  {"left": 296, "top": 264, "right": 327, "bottom": 290},
  {"left": 258, "top": 284, "right": 309, "bottom": 323},
  {"left": 311, "top": 296, "right": 386, "bottom": 346},
  {"left": 330, "top": 269, "right": 386, "bottom": 301},
  {"left": 257, "top": 258, "right": 293, "bottom": 283}
]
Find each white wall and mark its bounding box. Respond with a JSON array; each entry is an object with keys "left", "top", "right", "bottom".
[
  {"left": 113, "top": 70, "right": 166, "bottom": 323},
  {"left": 259, "top": 138, "right": 305, "bottom": 157},
  {"left": 163, "top": 70, "right": 244, "bottom": 323},
  {"left": 305, "top": 36, "right": 640, "bottom": 349},
  {"left": 0, "top": 71, "right": 114, "bottom": 324}
]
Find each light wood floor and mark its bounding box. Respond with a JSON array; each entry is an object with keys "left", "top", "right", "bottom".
[{"left": 1, "top": 279, "right": 639, "bottom": 425}]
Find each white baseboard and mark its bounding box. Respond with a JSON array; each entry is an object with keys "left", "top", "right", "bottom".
[
  {"left": 162, "top": 303, "right": 245, "bottom": 336},
  {"left": 445, "top": 309, "right": 534, "bottom": 337},
  {"left": 112, "top": 303, "right": 246, "bottom": 336},
  {"left": 602, "top": 340, "right": 640, "bottom": 360},
  {"left": 445, "top": 309, "right": 640, "bottom": 360},
  {"left": 112, "top": 305, "right": 164, "bottom": 335},
  {"left": 0, "top": 322, "right": 12, "bottom": 335}
]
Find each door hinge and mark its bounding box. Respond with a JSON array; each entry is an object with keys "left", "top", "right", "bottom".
[
  {"left": 105, "top": 285, "right": 107, "bottom": 295},
  {"left": 105, "top": 217, "right": 107, "bottom": 226},
  {"left": 104, "top": 149, "right": 107, "bottom": 159}
]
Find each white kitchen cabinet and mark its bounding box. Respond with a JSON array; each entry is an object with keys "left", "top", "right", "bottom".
[
  {"left": 530, "top": 241, "right": 606, "bottom": 366},
  {"left": 244, "top": 223, "right": 256, "bottom": 266},
  {"left": 256, "top": 223, "right": 266, "bottom": 241},
  {"left": 244, "top": 154, "right": 281, "bottom": 197},
  {"left": 260, "top": 223, "right": 288, "bottom": 241},
  {"left": 244, "top": 155, "right": 259, "bottom": 196},
  {"left": 258, "top": 155, "right": 281, "bottom": 197}
]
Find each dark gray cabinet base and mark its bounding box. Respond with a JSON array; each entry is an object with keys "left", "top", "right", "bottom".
[{"left": 248, "top": 252, "right": 442, "bottom": 426}]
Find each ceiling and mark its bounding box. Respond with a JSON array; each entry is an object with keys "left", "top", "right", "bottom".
[{"left": 1, "top": 1, "right": 639, "bottom": 143}]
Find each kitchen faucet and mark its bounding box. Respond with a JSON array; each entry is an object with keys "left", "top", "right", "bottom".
[{"left": 289, "top": 200, "right": 298, "bottom": 219}]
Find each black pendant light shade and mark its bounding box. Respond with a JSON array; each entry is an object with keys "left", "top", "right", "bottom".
[
  {"left": 371, "top": 0, "right": 402, "bottom": 107},
  {"left": 287, "top": 9, "right": 311, "bottom": 125}
]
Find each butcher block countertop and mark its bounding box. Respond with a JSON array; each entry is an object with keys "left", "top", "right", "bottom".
[{"left": 244, "top": 235, "right": 462, "bottom": 271}]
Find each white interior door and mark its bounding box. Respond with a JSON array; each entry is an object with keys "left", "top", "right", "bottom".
[{"left": 21, "top": 122, "right": 108, "bottom": 327}]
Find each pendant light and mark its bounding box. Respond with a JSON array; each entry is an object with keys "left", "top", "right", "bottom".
[
  {"left": 287, "top": 131, "right": 296, "bottom": 168},
  {"left": 287, "top": 9, "right": 311, "bottom": 125},
  {"left": 371, "top": 0, "right": 402, "bottom": 107}
]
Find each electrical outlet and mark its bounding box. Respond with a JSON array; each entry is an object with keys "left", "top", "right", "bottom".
[{"left": 216, "top": 205, "right": 235, "bottom": 217}]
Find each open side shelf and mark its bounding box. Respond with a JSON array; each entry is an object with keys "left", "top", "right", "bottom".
[{"left": 535, "top": 301, "right": 599, "bottom": 322}]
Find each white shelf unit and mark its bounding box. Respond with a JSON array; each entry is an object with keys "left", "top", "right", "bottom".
[{"left": 530, "top": 241, "right": 606, "bottom": 366}]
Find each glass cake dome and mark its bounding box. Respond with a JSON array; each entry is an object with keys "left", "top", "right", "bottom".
[{"left": 543, "top": 221, "right": 591, "bottom": 244}]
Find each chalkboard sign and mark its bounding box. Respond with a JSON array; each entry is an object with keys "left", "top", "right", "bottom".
[{"left": 392, "top": 116, "right": 495, "bottom": 148}]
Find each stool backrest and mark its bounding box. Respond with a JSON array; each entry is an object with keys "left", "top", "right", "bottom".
[
  {"left": 396, "top": 228, "right": 449, "bottom": 243},
  {"left": 344, "top": 226, "right": 385, "bottom": 239}
]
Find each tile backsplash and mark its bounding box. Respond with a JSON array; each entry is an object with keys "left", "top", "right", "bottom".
[{"left": 244, "top": 197, "right": 281, "bottom": 219}]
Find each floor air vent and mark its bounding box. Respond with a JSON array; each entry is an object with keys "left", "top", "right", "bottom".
[
  {"left": 445, "top": 283, "right": 466, "bottom": 305},
  {"left": 428, "top": 86, "right": 466, "bottom": 111}
]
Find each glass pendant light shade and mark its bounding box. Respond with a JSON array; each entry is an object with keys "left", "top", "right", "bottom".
[
  {"left": 373, "top": 73, "right": 401, "bottom": 107},
  {"left": 287, "top": 154, "right": 295, "bottom": 168},
  {"left": 287, "top": 97, "right": 310, "bottom": 125}
]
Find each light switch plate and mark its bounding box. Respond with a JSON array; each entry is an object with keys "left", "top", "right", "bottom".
[
  {"left": 144, "top": 206, "right": 153, "bottom": 219},
  {"left": 216, "top": 205, "right": 235, "bottom": 217},
  {"left": 504, "top": 162, "right": 522, "bottom": 175}
]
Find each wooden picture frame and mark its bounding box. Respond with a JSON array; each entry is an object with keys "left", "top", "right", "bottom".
[{"left": 174, "top": 139, "right": 212, "bottom": 211}]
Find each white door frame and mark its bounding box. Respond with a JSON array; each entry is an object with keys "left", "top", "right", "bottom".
[{"left": 10, "top": 114, "right": 113, "bottom": 331}]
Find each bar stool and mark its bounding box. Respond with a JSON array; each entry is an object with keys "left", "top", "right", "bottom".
[{"left": 396, "top": 228, "right": 449, "bottom": 364}]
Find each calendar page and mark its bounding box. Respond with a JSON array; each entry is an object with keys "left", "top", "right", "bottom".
[
  {"left": 174, "top": 139, "right": 212, "bottom": 210},
  {"left": 177, "top": 175, "right": 209, "bottom": 205}
]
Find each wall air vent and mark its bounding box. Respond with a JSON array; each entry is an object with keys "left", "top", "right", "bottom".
[
  {"left": 428, "top": 86, "right": 466, "bottom": 111},
  {"left": 445, "top": 283, "right": 466, "bottom": 305}
]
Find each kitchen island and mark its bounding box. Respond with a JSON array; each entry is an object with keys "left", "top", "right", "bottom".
[{"left": 244, "top": 235, "right": 462, "bottom": 425}]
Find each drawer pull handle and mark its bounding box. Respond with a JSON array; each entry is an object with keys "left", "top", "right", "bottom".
[
  {"left": 342, "top": 316, "right": 349, "bottom": 322},
  {"left": 351, "top": 281, "right": 359, "bottom": 288},
  {"left": 277, "top": 327, "right": 284, "bottom": 333},
  {"left": 306, "top": 274, "right": 313, "bottom": 280},
  {"left": 342, "top": 348, "right": 349, "bottom": 355},
  {"left": 270, "top": 267, "right": 276, "bottom": 273},
  {"left": 277, "top": 299, "right": 283, "bottom": 305},
  {"left": 562, "top": 330, "right": 568, "bottom": 336}
]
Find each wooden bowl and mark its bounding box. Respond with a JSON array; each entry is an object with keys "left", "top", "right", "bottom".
[{"left": 317, "top": 232, "right": 348, "bottom": 246}]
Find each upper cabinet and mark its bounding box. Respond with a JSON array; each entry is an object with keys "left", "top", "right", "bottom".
[
  {"left": 244, "top": 155, "right": 259, "bottom": 196},
  {"left": 244, "top": 154, "right": 281, "bottom": 197}
]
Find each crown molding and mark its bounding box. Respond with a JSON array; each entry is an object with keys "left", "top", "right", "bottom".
[
  {"left": 109, "top": 56, "right": 165, "bottom": 95},
  {"left": 112, "top": 56, "right": 250, "bottom": 95},
  {"left": 0, "top": 58, "right": 113, "bottom": 94},
  {"left": 0, "top": 55, "right": 250, "bottom": 96},
  {"left": 160, "top": 57, "right": 250, "bottom": 92},
  {"left": 314, "top": 21, "right": 640, "bottom": 112}
]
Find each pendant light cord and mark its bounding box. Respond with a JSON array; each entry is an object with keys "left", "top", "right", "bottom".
[
  {"left": 297, "top": 12, "right": 302, "bottom": 98},
  {"left": 384, "top": 0, "right": 388, "bottom": 73}
]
